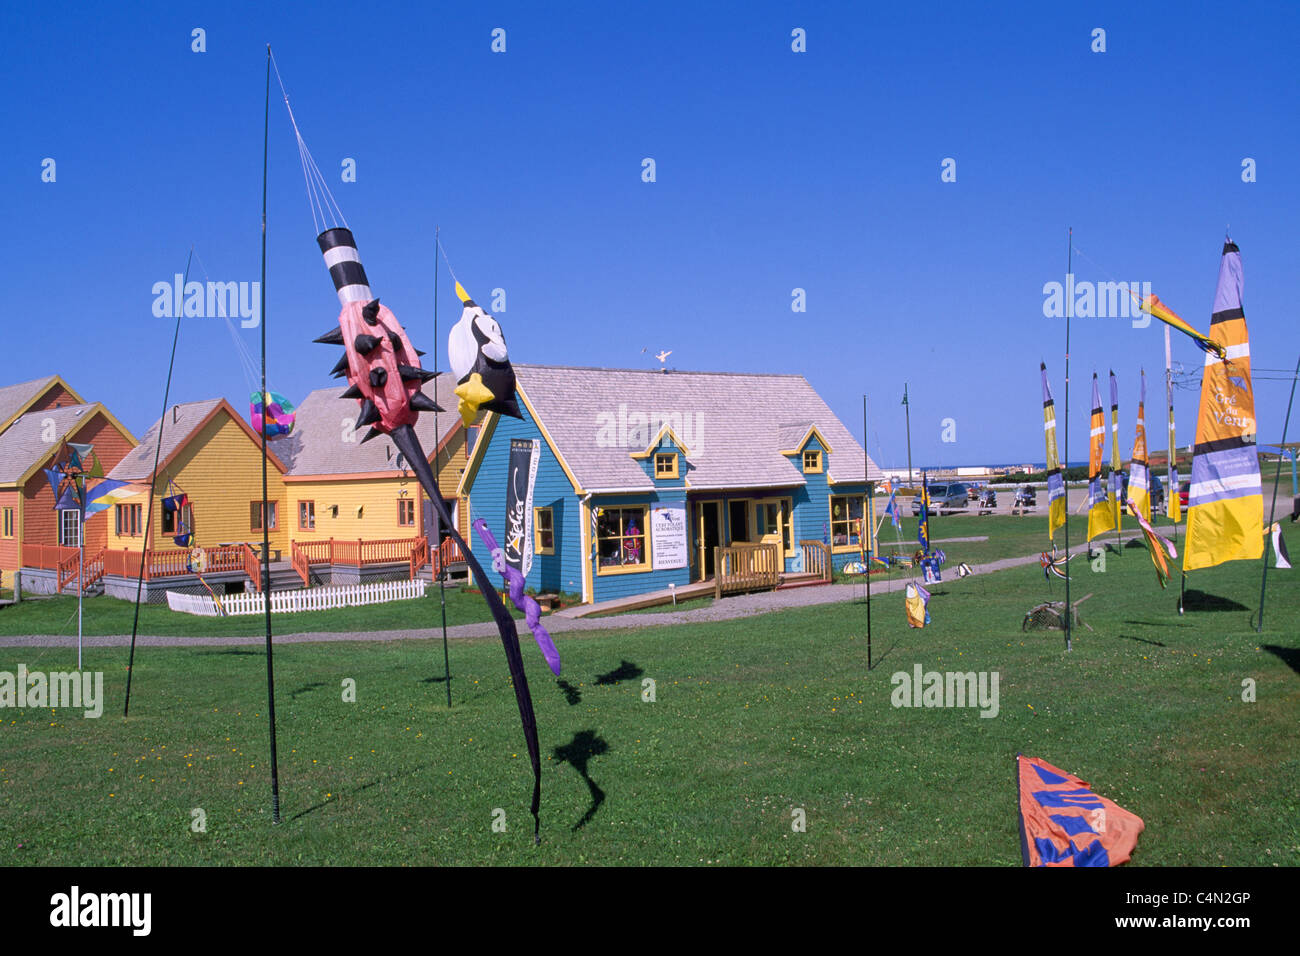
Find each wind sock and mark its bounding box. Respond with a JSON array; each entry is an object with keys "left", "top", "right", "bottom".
[
  {"left": 1183, "top": 239, "right": 1263, "bottom": 571},
  {"left": 1128, "top": 371, "right": 1151, "bottom": 522},
  {"left": 83, "top": 479, "right": 147, "bottom": 518},
  {"left": 1087, "top": 374, "right": 1116, "bottom": 541},
  {"left": 904, "top": 582, "right": 930, "bottom": 628},
  {"left": 1016, "top": 755, "right": 1145, "bottom": 867},
  {"left": 250, "top": 390, "right": 296, "bottom": 438},
  {"left": 1108, "top": 371, "right": 1123, "bottom": 529},
  {"left": 1039, "top": 546, "right": 1073, "bottom": 581},
  {"left": 473, "top": 519, "right": 561, "bottom": 675},
  {"left": 447, "top": 282, "right": 523, "bottom": 427},
  {"left": 312, "top": 224, "right": 549, "bottom": 840},
  {"left": 1040, "top": 363, "right": 1066, "bottom": 542},
  {"left": 1268, "top": 522, "right": 1290, "bottom": 569},
  {"left": 1128, "top": 500, "right": 1177, "bottom": 587},
  {"left": 1132, "top": 291, "right": 1226, "bottom": 359}
]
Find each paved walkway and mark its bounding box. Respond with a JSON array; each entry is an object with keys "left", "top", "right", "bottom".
[{"left": 0, "top": 536, "right": 1145, "bottom": 649}]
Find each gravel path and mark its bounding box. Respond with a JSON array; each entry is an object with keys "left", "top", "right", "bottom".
[{"left": 0, "top": 537, "right": 1144, "bottom": 649}]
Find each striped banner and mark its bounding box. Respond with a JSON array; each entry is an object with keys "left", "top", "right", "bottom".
[
  {"left": 1087, "top": 373, "right": 1116, "bottom": 541},
  {"left": 1184, "top": 240, "right": 1263, "bottom": 570},
  {"left": 1108, "top": 370, "right": 1123, "bottom": 529},
  {"left": 1040, "top": 363, "right": 1066, "bottom": 542},
  {"left": 1128, "top": 371, "right": 1151, "bottom": 522}
]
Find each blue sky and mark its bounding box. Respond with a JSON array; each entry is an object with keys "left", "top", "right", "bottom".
[{"left": 5, "top": 1, "right": 1297, "bottom": 471}]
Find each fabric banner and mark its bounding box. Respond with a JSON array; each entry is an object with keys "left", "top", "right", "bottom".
[
  {"left": 1184, "top": 240, "right": 1263, "bottom": 570},
  {"left": 504, "top": 438, "right": 541, "bottom": 575},
  {"left": 1108, "top": 370, "right": 1123, "bottom": 529},
  {"left": 1129, "top": 371, "right": 1151, "bottom": 522},
  {"left": 1041, "top": 363, "right": 1066, "bottom": 542},
  {"left": 1017, "top": 754, "right": 1145, "bottom": 867},
  {"left": 1087, "top": 374, "right": 1115, "bottom": 541}
]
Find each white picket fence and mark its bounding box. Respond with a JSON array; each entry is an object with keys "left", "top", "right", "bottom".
[{"left": 166, "top": 579, "right": 428, "bottom": 617}]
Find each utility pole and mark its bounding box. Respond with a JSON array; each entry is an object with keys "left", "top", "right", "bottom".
[{"left": 902, "top": 383, "right": 913, "bottom": 485}]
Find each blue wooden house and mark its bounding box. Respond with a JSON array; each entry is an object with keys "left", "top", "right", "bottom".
[{"left": 458, "top": 364, "right": 884, "bottom": 605}]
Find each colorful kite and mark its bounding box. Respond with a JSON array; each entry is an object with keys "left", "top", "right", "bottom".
[
  {"left": 473, "top": 519, "right": 561, "bottom": 675},
  {"left": 1016, "top": 754, "right": 1145, "bottom": 867},
  {"left": 1133, "top": 291, "right": 1226, "bottom": 360},
  {"left": 1183, "top": 239, "right": 1263, "bottom": 571},
  {"left": 313, "top": 224, "right": 549, "bottom": 839},
  {"left": 1039, "top": 547, "right": 1073, "bottom": 581},
  {"left": 447, "top": 281, "right": 523, "bottom": 427},
  {"left": 917, "top": 472, "right": 931, "bottom": 553},
  {"left": 1268, "top": 522, "right": 1290, "bottom": 569},
  {"left": 250, "top": 390, "right": 296, "bottom": 438},
  {"left": 1040, "top": 363, "right": 1066, "bottom": 542},
  {"left": 1128, "top": 370, "right": 1151, "bottom": 522},
  {"left": 904, "top": 582, "right": 930, "bottom": 628},
  {"left": 1128, "top": 500, "right": 1177, "bottom": 588},
  {"left": 1086, "top": 374, "right": 1116, "bottom": 542}
]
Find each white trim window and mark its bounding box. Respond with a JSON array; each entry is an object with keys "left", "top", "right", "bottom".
[{"left": 58, "top": 509, "right": 81, "bottom": 547}]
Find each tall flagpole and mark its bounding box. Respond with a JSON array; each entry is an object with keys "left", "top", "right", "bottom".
[
  {"left": 124, "top": 246, "right": 192, "bottom": 717},
  {"left": 864, "top": 395, "right": 872, "bottom": 671},
  {"left": 1256, "top": 352, "right": 1300, "bottom": 631},
  {"left": 434, "top": 227, "right": 452, "bottom": 707},
  {"left": 1062, "top": 228, "right": 1072, "bottom": 652},
  {"left": 902, "top": 384, "right": 913, "bottom": 485},
  {"left": 1165, "top": 324, "right": 1177, "bottom": 545},
  {"left": 260, "top": 44, "right": 283, "bottom": 824}
]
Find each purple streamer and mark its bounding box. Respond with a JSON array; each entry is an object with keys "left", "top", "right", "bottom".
[{"left": 472, "top": 518, "right": 561, "bottom": 675}]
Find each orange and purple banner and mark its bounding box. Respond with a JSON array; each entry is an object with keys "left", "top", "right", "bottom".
[
  {"left": 1017, "top": 754, "right": 1145, "bottom": 867},
  {"left": 1184, "top": 240, "right": 1263, "bottom": 570},
  {"left": 1087, "top": 374, "right": 1115, "bottom": 541}
]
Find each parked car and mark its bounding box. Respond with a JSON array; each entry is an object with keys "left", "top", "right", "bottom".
[
  {"left": 911, "top": 483, "right": 970, "bottom": 515},
  {"left": 1179, "top": 480, "right": 1190, "bottom": 508}
]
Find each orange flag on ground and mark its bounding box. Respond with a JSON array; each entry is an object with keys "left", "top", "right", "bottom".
[{"left": 1017, "top": 754, "right": 1145, "bottom": 866}]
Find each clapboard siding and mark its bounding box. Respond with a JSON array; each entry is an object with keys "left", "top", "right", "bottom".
[{"left": 107, "top": 411, "right": 287, "bottom": 552}]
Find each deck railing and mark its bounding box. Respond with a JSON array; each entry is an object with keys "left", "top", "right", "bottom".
[
  {"left": 714, "top": 543, "right": 781, "bottom": 598},
  {"left": 56, "top": 548, "right": 107, "bottom": 592},
  {"left": 798, "top": 540, "right": 832, "bottom": 582},
  {"left": 291, "top": 536, "right": 431, "bottom": 581}
]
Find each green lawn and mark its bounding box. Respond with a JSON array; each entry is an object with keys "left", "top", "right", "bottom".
[
  {"left": 0, "top": 520, "right": 1295, "bottom": 866},
  {"left": 0, "top": 585, "right": 515, "bottom": 638}
]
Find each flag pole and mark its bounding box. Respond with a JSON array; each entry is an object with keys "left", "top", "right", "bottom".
[
  {"left": 260, "top": 44, "right": 283, "bottom": 824},
  {"left": 124, "top": 246, "right": 192, "bottom": 717},
  {"left": 864, "top": 394, "right": 872, "bottom": 671},
  {"left": 902, "top": 384, "right": 913, "bottom": 486},
  {"left": 1165, "top": 324, "right": 1178, "bottom": 546},
  {"left": 1256, "top": 351, "right": 1300, "bottom": 631},
  {"left": 434, "top": 226, "right": 452, "bottom": 706},
  {"left": 1062, "top": 228, "right": 1072, "bottom": 652}
]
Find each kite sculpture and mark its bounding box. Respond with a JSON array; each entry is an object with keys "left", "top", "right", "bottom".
[
  {"left": 312, "top": 225, "right": 553, "bottom": 839},
  {"left": 1016, "top": 754, "right": 1145, "bottom": 866}
]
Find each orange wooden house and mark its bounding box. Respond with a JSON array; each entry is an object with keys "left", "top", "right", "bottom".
[{"left": 0, "top": 376, "right": 137, "bottom": 589}]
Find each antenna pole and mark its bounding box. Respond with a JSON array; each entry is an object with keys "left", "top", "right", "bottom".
[
  {"left": 124, "top": 247, "right": 192, "bottom": 716},
  {"left": 260, "top": 44, "right": 283, "bottom": 824},
  {"left": 1257, "top": 352, "right": 1300, "bottom": 631},
  {"left": 434, "top": 226, "right": 452, "bottom": 706},
  {"left": 1062, "top": 228, "right": 1072, "bottom": 651}
]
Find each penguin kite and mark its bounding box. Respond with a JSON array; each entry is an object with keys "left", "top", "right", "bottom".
[{"left": 447, "top": 282, "right": 522, "bottom": 426}]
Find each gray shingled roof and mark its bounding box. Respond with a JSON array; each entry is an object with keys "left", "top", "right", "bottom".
[
  {"left": 0, "top": 376, "right": 58, "bottom": 431},
  {"left": 513, "top": 365, "right": 882, "bottom": 492},
  {"left": 277, "top": 375, "right": 458, "bottom": 476},
  {"left": 108, "top": 399, "right": 226, "bottom": 480},
  {"left": 0, "top": 403, "right": 100, "bottom": 483}
]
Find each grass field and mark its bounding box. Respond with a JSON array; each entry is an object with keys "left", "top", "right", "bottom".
[{"left": 0, "top": 520, "right": 1296, "bottom": 866}]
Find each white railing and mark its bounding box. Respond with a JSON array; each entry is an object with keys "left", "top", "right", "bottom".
[{"left": 166, "top": 579, "right": 428, "bottom": 617}]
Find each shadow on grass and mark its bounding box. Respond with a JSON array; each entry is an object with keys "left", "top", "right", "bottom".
[
  {"left": 1262, "top": 644, "right": 1300, "bottom": 677},
  {"left": 553, "top": 730, "right": 608, "bottom": 831},
  {"left": 1115, "top": 634, "right": 1168, "bottom": 648},
  {"left": 1182, "top": 590, "right": 1248, "bottom": 612},
  {"left": 595, "top": 660, "right": 642, "bottom": 685},
  {"left": 289, "top": 778, "right": 381, "bottom": 821},
  {"left": 290, "top": 682, "right": 326, "bottom": 699},
  {"left": 195, "top": 649, "right": 263, "bottom": 657},
  {"left": 556, "top": 680, "right": 582, "bottom": 705}
]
